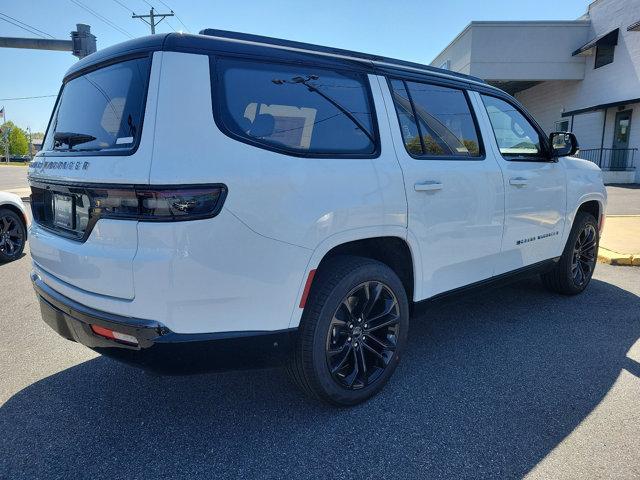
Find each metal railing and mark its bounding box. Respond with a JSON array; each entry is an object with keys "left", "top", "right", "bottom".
[{"left": 574, "top": 148, "right": 637, "bottom": 171}]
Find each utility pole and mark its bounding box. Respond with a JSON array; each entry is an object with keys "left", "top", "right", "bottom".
[
  {"left": 132, "top": 8, "right": 174, "bottom": 34},
  {"left": 27, "top": 126, "right": 33, "bottom": 161},
  {"left": 1, "top": 116, "right": 10, "bottom": 164}
]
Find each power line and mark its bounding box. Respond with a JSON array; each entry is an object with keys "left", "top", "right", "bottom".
[
  {"left": 171, "top": 13, "right": 190, "bottom": 33},
  {"left": 164, "top": 18, "right": 177, "bottom": 33},
  {"left": 0, "top": 95, "right": 57, "bottom": 101},
  {"left": 70, "top": 0, "right": 134, "bottom": 39},
  {"left": 112, "top": 0, "right": 135, "bottom": 15},
  {"left": 0, "top": 15, "right": 45, "bottom": 38},
  {"left": 0, "top": 12, "right": 55, "bottom": 38}
]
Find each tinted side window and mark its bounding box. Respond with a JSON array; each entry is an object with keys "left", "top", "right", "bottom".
[
  {"left": 389, "top": 79, "right": 481, "bottom": 158},
  {"left": 216, "top": 58, "right": 377, "bottom": 156},
  {"left": 481, "top": 95, "right": 542, "bottom": 158},
  {"left": 44, "top": 57, "right": 150, "bottom": 154},
  {"left": 388, "top": 80, "right": 422, "bottom": 155}
]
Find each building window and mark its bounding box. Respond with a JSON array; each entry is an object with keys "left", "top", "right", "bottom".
[
  {"left": 555, "top": 120, "right": 570, "bottom": 132},
  {"left": 594, "top": 44, "right": 615, "bottom": 68}
]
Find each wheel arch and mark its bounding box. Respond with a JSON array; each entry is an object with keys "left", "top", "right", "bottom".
[
  {"left": 577, "top": 199, "right": 602, "bottom": 223},
  {"left": 288, "top": 228, "right": 420, "bottom": 328},
  {"left": 574, "top": 196, "right": 605, "bottom": 232}
]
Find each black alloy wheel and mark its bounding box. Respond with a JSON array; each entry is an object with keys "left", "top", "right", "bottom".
[
  {"left": 541, "top": 212, "right": 599, "bottom": 295},
  {"left": 288, "top": 255, "right": 409, "bottom": 406},
  {"left": 0, "top": 209, "right": 26, "bottom": 262},
  {"left": 326, "top": 281, "right": 400, "bottom": 390},
  {"left": 571, "top": 223, "right": 597, "bottom": 287}
]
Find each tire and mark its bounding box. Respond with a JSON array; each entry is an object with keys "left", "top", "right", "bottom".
[
  {"left": 0, "top": 208, "right": 26, "bottom": 263},
  {"left": 287, "top": 255, "right": 409, "bottom": 406},
  {"left": 541, "top": 212, "right": 599, "bottom": 295}
]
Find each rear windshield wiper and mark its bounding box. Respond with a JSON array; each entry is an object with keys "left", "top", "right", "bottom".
[
  {"left": 272, "top": 75, "right": 375, "bottom": 143},
  {"left": 53, "top": 131, "right": 97, "bottom": 150}
]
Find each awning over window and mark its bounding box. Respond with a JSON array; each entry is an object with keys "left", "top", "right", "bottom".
[
  {"left": 628, "top": 20, "right": 640, "bottom": 31},
  {"left": 561, "top": 97, "right": 640, "bottom": 117},
  {"left": 572, "top": 28, "right": 619, "bottom": 56}
]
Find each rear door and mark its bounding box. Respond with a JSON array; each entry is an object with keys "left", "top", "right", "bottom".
[
  {"left": 28, "top": 53, "right": 160, "bottom": 299},
  {"left": 473, "top": 92, "right": 566, "bottom": 273},
  {"left": 381, "top": 77, "right": 504, "bottom": 299}
]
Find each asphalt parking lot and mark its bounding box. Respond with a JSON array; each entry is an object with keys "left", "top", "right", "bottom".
[{"left": 1, "top": 250, "right": 639, "bottom": 479}]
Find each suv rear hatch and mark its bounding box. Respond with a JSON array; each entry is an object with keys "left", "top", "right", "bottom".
[{"left": 29, "top": 52, "right": 158, "bottom": 300}]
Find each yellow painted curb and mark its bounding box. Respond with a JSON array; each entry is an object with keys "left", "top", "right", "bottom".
[{"left": 597, "top": 247, "right": 635, "bottom": 266}]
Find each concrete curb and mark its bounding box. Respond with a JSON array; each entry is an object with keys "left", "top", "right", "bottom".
[{"left": 597, "top": 247, "right": 639, "bottom": 266}]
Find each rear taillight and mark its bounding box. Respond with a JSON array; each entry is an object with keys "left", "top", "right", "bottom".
[
  {"left": 90, "top": 185, "right": 227, "bottom": 221},
  {"left": 29, "top": 182, "right": 227, "bottom": 242}
]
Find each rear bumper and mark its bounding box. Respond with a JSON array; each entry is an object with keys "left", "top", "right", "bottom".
[{"left": 31, "top": 273, "right": 296, "bottom": 374}]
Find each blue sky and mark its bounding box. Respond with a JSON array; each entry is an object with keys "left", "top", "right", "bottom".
[{"left": 2, "top": 0, "right": 588, "bottom": 133}]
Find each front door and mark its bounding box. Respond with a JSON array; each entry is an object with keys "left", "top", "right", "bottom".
[
  {"left": 475, "top": 93, "right": 567, "bottom": 273},
  {"left": 381, "top": 77, "right": 504, "bottom": 299},
  {"left": 611, "top": 110, "right": 632, "bottom": 170}
]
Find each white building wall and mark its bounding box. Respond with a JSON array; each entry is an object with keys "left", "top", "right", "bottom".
[
  {"left": 470, "top": 22, "right": 589, "bottom": 81},
  {"left": 514, "top": 0, "right": 640, "bottom": 183},
  {"left": 432, "top": 0, "right": 640, "bottom": 182},
  {"left": 515, "top": 81, "right": 583, "bottom": 134},
  {"left": 432, "top": 27, "right": 473, "bottom": 74},
  {"left": 575, "top": 0, "right": 640, "bottom": 108},
  {"left": 517, "top": 80, "right": 640, "bottom": 182}
]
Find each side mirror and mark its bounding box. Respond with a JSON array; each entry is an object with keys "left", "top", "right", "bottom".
[{"left": 549, "top": 131, "right": 579, "bottom": 157}]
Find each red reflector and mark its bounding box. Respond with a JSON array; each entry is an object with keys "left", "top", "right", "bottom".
[
  {"left": 599, "top": 213, "right": 606, "bottom": 233},
  {"left": 90, "top": 325, "right": 138, "bottom": 345},
  {"left": 299, "top": 269, "right": 317, "bottom": 309},
  {"left": 91, "top": 324, "right": 115, "bottom": 339}
]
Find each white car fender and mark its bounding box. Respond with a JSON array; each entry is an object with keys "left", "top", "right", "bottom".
[{"left": 287, "top": 224, "right": 420, "bottom": 328}]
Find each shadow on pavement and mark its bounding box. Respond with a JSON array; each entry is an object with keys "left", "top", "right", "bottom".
[{"left": 1, "top": 276, "right": 639, "bottom": 479}]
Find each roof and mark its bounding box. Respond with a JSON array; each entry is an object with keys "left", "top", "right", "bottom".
[
  {"left": 432, "top": 20, "right": 590, "bottom": 64},
  {"left": 64, "top": 30, "right": 494, "bottom": 92}
]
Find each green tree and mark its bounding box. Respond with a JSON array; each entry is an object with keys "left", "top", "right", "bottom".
[{"left": 0, "top": 121, "right": 29, "bottom": 156}]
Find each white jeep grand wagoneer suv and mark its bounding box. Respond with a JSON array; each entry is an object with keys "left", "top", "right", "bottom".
[{"left": 28, "top": 30, "right": 606, "bottom": 406}]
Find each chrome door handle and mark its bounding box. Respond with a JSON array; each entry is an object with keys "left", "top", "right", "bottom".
[
  {"left": 509, "top": 177, "right": 528, "bottom": 187},
  {"left": 414, "top": 181, "right": 443, "bottom": 192}
]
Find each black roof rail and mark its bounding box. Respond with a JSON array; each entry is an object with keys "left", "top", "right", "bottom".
[{"left": 198, "top": 28, "right": 486, "bottom": 84}]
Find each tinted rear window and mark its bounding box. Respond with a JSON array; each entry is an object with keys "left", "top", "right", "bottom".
[
  {"left": 215, "top": 58, "right": 377, "bottom": 156},
  {"left": 43, "top": 57, "right": 150, "bottom": 154}
]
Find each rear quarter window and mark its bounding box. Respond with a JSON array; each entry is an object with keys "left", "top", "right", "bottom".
[
  {"left": 213, "top": 58, "right": 378, "bottom": 157},
  {"left": 43, "top": 56, "right": 151, "bottom": 155}
]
